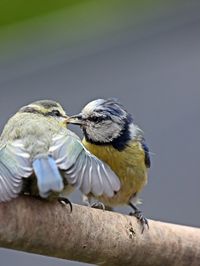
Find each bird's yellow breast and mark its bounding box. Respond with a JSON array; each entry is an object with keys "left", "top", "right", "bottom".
[{"left": 82, "top": 138, "right": 148, "bottom": 206}]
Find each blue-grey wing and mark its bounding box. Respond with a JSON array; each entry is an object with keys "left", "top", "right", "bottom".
[
  {"left": 50, "top": 130, "right": 121, "bottom": 197},
  {"left": 0, "top": 140, "right": 33, "bottom": 202},
  {"left": 141, "top": 139, "right": 151, "bottom": 168}
]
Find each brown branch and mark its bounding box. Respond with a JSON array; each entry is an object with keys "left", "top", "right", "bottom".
[{"left": 0, "top": 196, "right": 200, "bottom": 265}]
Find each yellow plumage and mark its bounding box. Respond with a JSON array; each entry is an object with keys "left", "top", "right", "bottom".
[
  {"left": 67, "top": 98, "right": 150, "bottom": 229},
  {"left": 83, "top": 138, "right": 148, "bottom": 207}
]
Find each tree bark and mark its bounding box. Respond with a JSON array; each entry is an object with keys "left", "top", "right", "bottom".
[{"left": 0, "top": 196, "right": 199, "bottom": 265}]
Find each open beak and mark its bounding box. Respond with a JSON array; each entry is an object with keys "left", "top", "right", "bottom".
[{"left": 66, "top": 114, "right": 84, "bottom": 125}]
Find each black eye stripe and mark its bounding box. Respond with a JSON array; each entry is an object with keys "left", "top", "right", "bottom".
[
  {"left": 88, "top": 116, "right": 102, "bottom": 122},
  {"left": 88, "top": 115, "right": 111, "bottom": 122},
  {"left": 20, "top": 106, "right": 63, "bottom": 117},
  {"left": 47, "top": 110, "right": 61, "bottom": 117}
]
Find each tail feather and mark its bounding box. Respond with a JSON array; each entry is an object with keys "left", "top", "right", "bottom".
[{"left": 33, "top": 156, "right": 64, "bottom": 198}]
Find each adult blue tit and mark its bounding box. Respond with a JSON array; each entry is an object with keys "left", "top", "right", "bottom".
[
  {"left": 67, "top": 98, "right": 151, "bottom": 230},
  {"left": 0, "top": 100, "right": 120, "bottom": 205}
]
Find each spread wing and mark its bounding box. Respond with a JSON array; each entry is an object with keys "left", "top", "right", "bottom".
[
  {"left": 0, "top": 140, "right": 33, "bottom": 202},
  {"left": 50, "top": 130, "right": 121, "bottom": 197}
]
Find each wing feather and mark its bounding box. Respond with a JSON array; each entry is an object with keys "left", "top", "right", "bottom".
[
  {"left": 0, "top": 140, "right": 32, "bottom": 202},
  {"left": 50, "top": 131, "right": 121, "bottom": 197}
]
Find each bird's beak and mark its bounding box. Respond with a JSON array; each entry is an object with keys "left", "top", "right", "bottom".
[
  {"left": 66, "top": 114, "right": 84, "bottom": 125},
  {"left": 61, "top": 115, "right": 70, "bottom": 124}
]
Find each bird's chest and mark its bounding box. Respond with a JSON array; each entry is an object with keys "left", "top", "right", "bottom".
[{"left": 83, "top": 140, "right": 147, "bottom": 206}]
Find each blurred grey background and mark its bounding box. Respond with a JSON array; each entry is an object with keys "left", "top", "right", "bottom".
[{"left": 0, "top": 0, "right": 200, "bottom": 265}]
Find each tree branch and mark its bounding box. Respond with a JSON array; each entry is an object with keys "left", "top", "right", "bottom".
[{"left": 0, "top": 196, "right": 200, "bottom": 265}]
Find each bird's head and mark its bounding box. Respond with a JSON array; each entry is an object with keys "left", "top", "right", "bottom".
[
  {"left": 67, "top": 99, "right": 137, "bottom": 149},
  {"left": 19, "top": 100, "right": 68, "bottom": 123}
]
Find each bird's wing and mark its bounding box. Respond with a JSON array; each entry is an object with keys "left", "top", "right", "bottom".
[
  {"left": 141, "top": 139, "right": 151, "bottom": 168},
  {"left": 0, "top": 140, "right": 33, "bottom": 202},
  {"left": 50, "top": 130, "right": 121, "bottom": 197},
  {"left": 133, "top": 125, "right": 151, "bottom": 168}
]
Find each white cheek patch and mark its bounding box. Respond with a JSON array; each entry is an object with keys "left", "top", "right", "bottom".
[{"left": 86, "top": 121, "right": 122, "bottom": 143}]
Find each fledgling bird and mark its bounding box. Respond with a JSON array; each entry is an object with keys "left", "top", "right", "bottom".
[
  {"left": 0, "top": 100, "right": 120, "bottom": 205},
  {"left": 67, "top": 98, "right": 151, "bottom": 230}
]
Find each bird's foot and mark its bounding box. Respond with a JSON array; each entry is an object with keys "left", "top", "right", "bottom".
[
  {"left": 82, "top": 195, "right": 105, "bottom": 210},
  {"left": 58, "top": 197, "right": 72, "bottom": 212},
  {"left": 91, "top": 201, "right": 105, "bottom": 210},
  {"left": 129, "top": 209, "right": 149, "bottom": 233}
]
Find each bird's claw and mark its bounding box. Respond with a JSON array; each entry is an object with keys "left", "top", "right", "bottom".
[
  {"left": 91, "top": 201, "right": 105, "bottom": 210},
  {"left": 58, "top": 197, "right": 73, "bottom": 212},
  {"left": 129, "top": 210, "right": 149, "bottom": 233}
]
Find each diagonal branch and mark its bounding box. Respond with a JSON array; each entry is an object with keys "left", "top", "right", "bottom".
[{"left": 0, "top": 196, "right": 200, "bottom": 265}]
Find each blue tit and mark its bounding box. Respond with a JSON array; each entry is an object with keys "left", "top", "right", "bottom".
[
  {"left": 0, "top": 100, "right": 120, "bottom": 206},
  {"left": 67, "top": 98, "right": 151, "bottom": 230}
]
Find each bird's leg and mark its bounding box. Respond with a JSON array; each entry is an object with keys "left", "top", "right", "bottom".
[
  {"left": 129, "top": 200, "right": 149, "bottom": 233},
  {"left": 58, "top": 196, "right": 73, "bottom": 212},
  {"left": 82, "top": 194, "right": 105, "bottom": 210},
  {"left": 82, "top": 194, "right": 91, "bottom": 206}
]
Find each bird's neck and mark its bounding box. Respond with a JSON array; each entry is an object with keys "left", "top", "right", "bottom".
[
  {"left": 110, "top": 120, "right": 132, "bottom": 151},
  {"left": 83, "top": 116, "right": 134, "bottom": 151}
]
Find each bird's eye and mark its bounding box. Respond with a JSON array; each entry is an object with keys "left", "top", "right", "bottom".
[
  {"left": 51, "top": 110, "right": 61, "bottom": 117},
  {"left": 88, "top": 116, "right": 103, "bottom": 123}
]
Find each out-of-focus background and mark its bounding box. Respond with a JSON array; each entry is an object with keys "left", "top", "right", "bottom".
[{"left": 0, "top": 0, "right": 200, "bottom": 265}]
